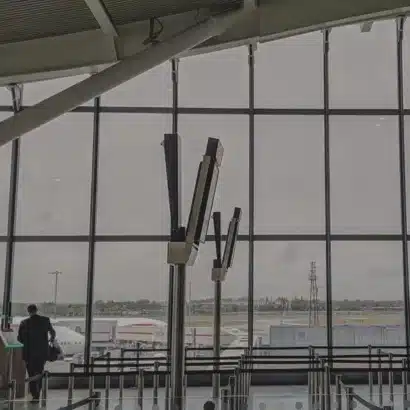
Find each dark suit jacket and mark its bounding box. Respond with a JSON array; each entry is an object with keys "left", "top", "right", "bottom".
[{"left": 17, "top": 314, "right": 56, "bottom": 362}]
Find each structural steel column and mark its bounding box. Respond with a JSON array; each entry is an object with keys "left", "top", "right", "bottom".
[
  {"left": 247, "top": 45, "right": 255, "bottom": 349},
  {"left": 166, "top": 60, "right": 179, "bottom": 410},
  {"left": 323, "top": 30, "right": 333, "bottom": 356},
  {"left": 2, "top": 85, "right": 22, "bottom": 329},
  {"left": 84, "top": 96, "right": 101, "bottom": 365},
  {"left": 396, "top": 17, "right": 410, "bottom": 355}
]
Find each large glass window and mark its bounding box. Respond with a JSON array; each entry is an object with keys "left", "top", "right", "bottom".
[
  {"left": 179, "top": 47, "right": 248, "bottom": 108},
  {"left": 12, "top": 243, "right": 88, "bottom": 317},
  {"left": 23, "top": 75, "right": 93, "bottom": 106},
  {"left": 0, "top": 113, "right": 11, "bottom": 234},
  {"left": 332, "top": 242, "right": 404, "bottom": 348},
  {"left": 329, "top": 20, "right": 397, "bottom": 108},
  {"left": 255, "top": 116, "right": 324, "bottom": 234},
  {"left": 102, "top": 63, "right": 171, "bottom": 107},
  {"left": 179, "top": 115, "right": 249, "bottom": 234},
  {"left": 94, "top": 242, "right": 168, "bottom": 311},
  {"left": 255, "top": 32, "right": 323, "bottom": 108},
  {"left": 330, "top": 116, "right": 401, "bottom": 234},
  {"left": 254, "top": 242, "right": 326, "bottom": 345},
  {"left": 15, "top": 113, "right": 93, "bottom": 235},
  {"left": 183, "top": 241, "right": 248, "bottom": 346},
  {"left": 97, "top": 114, "right": 171, "bottom": 235},
  {"left": 0, "top": 87, "right": 10, "bottom": 106}
]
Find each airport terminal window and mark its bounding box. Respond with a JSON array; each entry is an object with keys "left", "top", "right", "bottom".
[
  {"left": 93, "top": 242, "right": 169, "bottom": 344},
  {"left": 255, "top": 32, "right": 323, "bottom": 109},
  {"left": 178, "top": 115, "right": 249, "bottom": 234},
  {"left": 329, "top": 20, "right": 397, "bottom": 108},
  {"left": 0, "top": 87, "right": 11, "bottom": 107},
  {"left": 11, "top": 243, "right": 88, "bottom": 317},
  {"left": 179, "top": 47, "right": 248, "bottom": 108},
  {"left": 181, "top": 241, "right": 249, "bottom": 345},
  {"left": 331, "top": 241, "right": 405, "bottom": 348},
  {"left": 254, "top": 242, "right": 326, "bottom": 345},
  {"left": 15, "top": 113, "right": 93, "bottom": 235},
  {"left": 330, "top": 116, "right": 401, "bottom": 234},
  {"left": 0, "top": 113, "right": 12, "bottom": 234},
  {"left": 254, "top": 116, "right": 325, "bottom": 234},
  {"left": 102, "top": 62, "right": 172, "bottom": 107},
  {"left": 97, "top": 113, "right": 171, "bottom": 235},
  {"left": 23, "top": 75, "right": 93, "bottom": 106}
]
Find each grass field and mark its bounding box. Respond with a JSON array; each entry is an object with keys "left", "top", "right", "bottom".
[{"left": 186, "top": 310, "right": 405, "bottom": 331}]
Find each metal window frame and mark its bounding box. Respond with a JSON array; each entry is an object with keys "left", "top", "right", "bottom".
[{"left": 1, "top": 20, "right": 410, "bottom": 353}]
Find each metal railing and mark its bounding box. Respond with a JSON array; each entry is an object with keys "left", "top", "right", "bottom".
[{"left": 4, "top": 345, "right": 410, "bottom": 410}]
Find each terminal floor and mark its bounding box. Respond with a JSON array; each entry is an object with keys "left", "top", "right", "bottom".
[{"left": 8, "top": 385, "right": 404, "bottom": 410}]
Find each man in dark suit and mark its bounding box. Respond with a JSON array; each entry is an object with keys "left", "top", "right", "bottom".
[{"left": 17, "top": 304, "right": 56, "bottom": 402}]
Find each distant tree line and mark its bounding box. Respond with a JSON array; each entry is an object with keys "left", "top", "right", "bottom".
[{"left": 7, "top": 296, "right": 405, "bottom": 317}]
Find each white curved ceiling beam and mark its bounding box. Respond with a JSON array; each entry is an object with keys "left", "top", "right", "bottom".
[
  {"left": 83, "top": 0, "right": 119, "bottom": 37},
  {"left": 0, "top": 6, "right": 248, "bottom": 147}
]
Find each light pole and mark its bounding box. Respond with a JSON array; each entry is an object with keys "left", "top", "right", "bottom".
[{"left": 48, "top": 271, "right": 62, "bottom": 318}]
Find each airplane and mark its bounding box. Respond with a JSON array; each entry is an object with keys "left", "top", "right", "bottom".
[{"left": 10, "top": 318, "right": 85, "bottom": 357}]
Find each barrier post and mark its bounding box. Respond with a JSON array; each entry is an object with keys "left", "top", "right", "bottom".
[
  {"left": 403, "top": 358, "right": 408, "bottom": 410},
  {"left": 377, "top": 349, "right": 383, "bottom": 407},
  {"left": 105, "top": 352, "right": 111, "bottom": 410},
  {"left": 346, "top": 386, "right": 354, "bottom": 410},
  {"left": 165, "top": 372, "right": 170, "bottom": 410},
  {"left": 221, "top": 388, "right": 229, "bottom": 410},
  {"left": 40, "top": 371, "right": 48, "bottom": 408},
  {"left": 368, "top": 345, "right": 373, "bottom": 401},
  {"left": 335, "top": 375, "right": 342, "bottom": 410},
  {"left": 308, "top": 346, "right": 313, "bottom": 410},
  {"left": 8, "top": 379, "right": 16, "bottom": 410},
  {"left": 138, "top": 368, "right": 144, "bottom": 410},
  {"left": 324, "top": 364, "right": 331, "bottom": 410},
  {"left": 388, "top": 353, "right": 394, "bottom": 404},
  {"left": 153, "top": 361, "right": 159, "bottom": 409},
  {"left": 319, "top": 359, "right": 325, "bottom": 410},
  {"left": 89, "top": 357, "right": 95, "bottom": 410},
  {"left": 184, "top": 374, "right": 188, "bottom": 410},
  {"left": 228, "top": 376, "right": 235, "bottom": 410},
  {"left": 119, "top": 349, "right": 124, "bottom": 406},
  {"left": 68, "top": 363, "right": 74, "bottom": 406}
]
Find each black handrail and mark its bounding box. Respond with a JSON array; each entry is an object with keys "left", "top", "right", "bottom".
[{"left": 57, "top": 392, "right": 101, "bottom": 410}]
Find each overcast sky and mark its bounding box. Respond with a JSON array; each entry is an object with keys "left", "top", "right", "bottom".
[{"left": 0, "top": 20, "right": 409, "bottom": 304}]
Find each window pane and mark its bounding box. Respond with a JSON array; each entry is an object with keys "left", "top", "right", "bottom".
[
  {"left": 102, "top": 63, "right": 171, "bottom": 107},
  {"left": 16, "top": 113, "right": 93, "bottom": 235},
  {"left": 0, "top": 113, "right": 11, "bottom": 234},
  {"left": 255, "top": 32, "right": 323, "bottom": 108},
  {"left": 179, "top": 47, "right": 248, "bottom": 108},
  {"left": 179, "top": 115, "right": 249, "bottom": 234},
  {"left": 332, "top": 242, "right": 405, "bottom": 347},
  {"left": 186, "top": 241, "right": 248, "bottom": 346},
  {"left": 97, "top": 114, "right": 171, "bottom": 234},
  {"left": 329, "top": 20, "right": 397, "bottom": 108},
  {"left": 24, "top": 75, "right": 93, "bottom": 106},
  {"left": 330, "top": 116, "right": 400, "bottom": 233},
  {"left": 255, "top": 116, "right": 324, "bottom": 234},
  {"left": 94, "top": 242, "right": 168, "bottom": 319},
  {"left": 0, "top": 87, "right": 11, "bottom": 106},
  {"left": 12, "top": 243, "right": 88, "bottom": 317},
  {"left": 254, "top": 242, "right": 326, "bottom": 345}
]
